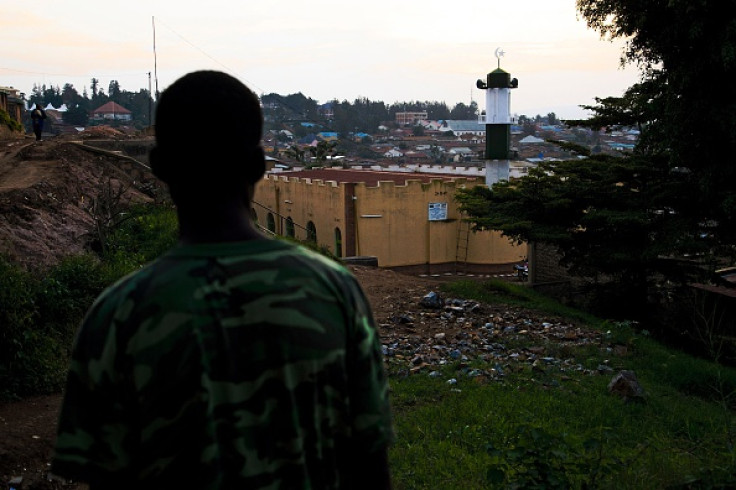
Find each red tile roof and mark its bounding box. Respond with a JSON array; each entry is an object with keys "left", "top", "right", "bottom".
[
  {"left": 91, "top": 101, "right": 131, "bottom": 114},
  {"left": 270, "top": 168, "right": 475, "bottom": 186}
]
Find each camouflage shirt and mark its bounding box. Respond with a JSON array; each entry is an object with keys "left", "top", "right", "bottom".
[{"left": 52, "top": 239, "right": 393, "bottom": 489}]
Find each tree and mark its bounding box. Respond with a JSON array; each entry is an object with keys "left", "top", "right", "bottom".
[
  {"left": 576, "top": 0, "right": 736, "bottom": 246},
  {"left": 42, "top": 85, "right": 63, "bottom": 108},
  {"left": 456, "top": 153, "right": 682, "bottom": 317},
  {"left": 307, "top": 140, "right": 339, "bottom": 168},
  {"left": 62, "top": 84, "right": 82, "bottom": 107},
  {"left": 28, "top": 84, "right": 44, "bottom": 108},
  {"left": 449, "top": 101, "right": 478, "bottom": 120},
  {"left": 62, "top": 105, "right": 89, "bottom": 126},
  {"left": 108, "top": 80, "right": 121, "bottom": 102}
]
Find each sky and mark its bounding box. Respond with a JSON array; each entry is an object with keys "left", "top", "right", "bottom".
[{"left": 1, "top": 0, "right": 640, "bottom": 120}]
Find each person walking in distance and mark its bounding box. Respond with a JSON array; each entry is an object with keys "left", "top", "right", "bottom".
[
  {"left": 30, "top": 103, "right": 46, "bottom": 141},
  {"left": 51, "top": 70, "right": 393, "bottom": 490}
]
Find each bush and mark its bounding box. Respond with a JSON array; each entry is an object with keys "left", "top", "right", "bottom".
[
  {"left": 0, "top": 256, "right": 40, "bottom": 399},
  {"left": 0, "top": 254, "right": 109, "bottom": 400},
  {"left": 104, "top": 204, "right": 178, "bottom": 263},
  {"left": 35, "top": 254, "right": 107, "bottom": 346},
  {"left": 486, "top": 424, "right": 618, "bottom": 489},
  {"left": 0, "top": 108, "right": 23, "bottom": 132},
  {"left": 0, "top": 204, "right": 181, "bottom": 400}
]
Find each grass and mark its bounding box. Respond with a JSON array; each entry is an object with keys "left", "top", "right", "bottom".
[{"left": 388, "top": 279, "right": 736, "bottom": 489}]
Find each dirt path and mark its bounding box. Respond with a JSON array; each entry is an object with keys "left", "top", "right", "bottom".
[{"left": 0, "top": 141, "right": 62, "bottom": 192}]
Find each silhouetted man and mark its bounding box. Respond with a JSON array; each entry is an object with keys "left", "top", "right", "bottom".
[
  {"left": 30, "top": 103, "right": 46, "bottom": 141},
  {"left": 52, "top": 70, "right": 393, "bottom": 489}
]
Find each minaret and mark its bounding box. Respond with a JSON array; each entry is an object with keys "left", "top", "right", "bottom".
[{"left": 476, "top": 49, "right": 518, "bottom": 187}]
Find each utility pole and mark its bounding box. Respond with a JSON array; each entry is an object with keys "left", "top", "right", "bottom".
[
  {"left": 148, "top": 71, "right": 152, "bottom": 127},
  {"left": 152, "top": 17, "right": 160, "bottom": 100}
]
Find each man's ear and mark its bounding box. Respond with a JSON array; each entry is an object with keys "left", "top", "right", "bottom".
[
  {"left": 149, "top": 147, "right": 171, "bottom": 183},
  {"left": 244, "top": 146, "right": 266, "bottom": 184}
]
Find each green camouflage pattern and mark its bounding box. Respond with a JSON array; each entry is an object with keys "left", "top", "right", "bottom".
[{"left": 52, "top": 239, "right": 393, "bottom": 489}]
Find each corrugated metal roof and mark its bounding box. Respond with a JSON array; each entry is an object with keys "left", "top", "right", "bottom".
[{"left": 444, "top": 120, "right": 485, "bottom": 132}]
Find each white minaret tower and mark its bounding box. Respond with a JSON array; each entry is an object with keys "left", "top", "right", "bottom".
[{"left": 476, "top": 48, "right": 518, "bottom": 187}]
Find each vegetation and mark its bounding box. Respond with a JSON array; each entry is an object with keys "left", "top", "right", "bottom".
[
  {"left": 388, "top": 280, "right": 736, "bottom": 489},
  {"left": 0, "top": 204, "right": 178, "bottom": 401},
  {"left": 576, "top": 0, "right": 736, "bottom": 248},
  {"left": 0, "top": 108, "right": 23, "bottom": 132},
  {"left": 456, "top": 153, "right": 678, "bottom": 319},
  {"left": 0, "top": 201, "right": 734, "bottom": 486}
]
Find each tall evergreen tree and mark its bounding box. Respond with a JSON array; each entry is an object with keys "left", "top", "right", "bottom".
[{"left": 576, "top": 0, "right": 736, "bottom": 245}]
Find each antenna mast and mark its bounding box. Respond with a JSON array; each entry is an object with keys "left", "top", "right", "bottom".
[{"left": 152, "top": 16, "right": 160, "bottom": 100}]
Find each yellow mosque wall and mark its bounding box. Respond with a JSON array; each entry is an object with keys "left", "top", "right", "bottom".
[{"left": 253, "top": 173, "right": 526, "bottom": 271}]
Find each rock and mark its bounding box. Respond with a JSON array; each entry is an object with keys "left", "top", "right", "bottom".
[
  {"left": 395, "top": 314, "right": 414, "bottom": 324},
  {"left": 608, "top": 370, "right": 646, "bottom": 402},
  {"left": 419, "top": 291, "right": 443, "bottom": 309},
  {"left": 597, "top": 364, "right": 614, "bottom": 374}
]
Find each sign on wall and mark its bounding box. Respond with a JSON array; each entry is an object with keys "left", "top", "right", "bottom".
[{"left": 428, "top": 202, "right": 448, "bottom": 221}]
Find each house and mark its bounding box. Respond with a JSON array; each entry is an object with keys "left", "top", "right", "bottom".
[
  {"left": 419, "top": 120, "right": 443, "bottom": 131},
  {"left": 441, "top": 120, "right": 485, "bottom": 137},
  {"left": 518, "top": 135, "right": 545, "bottom": 144},
  {"left": 316, "top": 131, "right": 338, "bottom": 142},
  {"left": 383, "top": 148, "right": 404, "bottom": 158},
  {"left": 0, "top": 86, "right": 24, "bottom": 124},
  {"left": 395, "top": 111, "right": 428, "bottom": 126},
  {"left": 90, "top": 101, "right": 132, "bottom": 121},
  {"left": 318, "top": 102, "right": 334, "bottom": 119}
]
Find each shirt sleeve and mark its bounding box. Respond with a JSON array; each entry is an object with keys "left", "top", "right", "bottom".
[{"left": 343, "top": 273, "right": 395, "bottom": 453}]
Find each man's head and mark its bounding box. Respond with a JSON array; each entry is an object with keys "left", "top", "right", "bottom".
[{"left": 150, "top": 70, "right": 265, "bottom": 198}]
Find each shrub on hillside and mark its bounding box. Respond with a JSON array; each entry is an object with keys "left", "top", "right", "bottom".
[
  {"left": 0, "top": 108, "right": 23, "bottom": 133},
  {"left": 0, "top": 254, "right": 108, "bottom": 400},
  {"left": 0, "top": 256, "right": 48, "bottom": 399}
]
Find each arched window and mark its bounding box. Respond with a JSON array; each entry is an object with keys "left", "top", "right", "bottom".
[
  {"left": 306, "top": 221, "right": 317, "bottom": 243},
  {"left": 267, "top": 213, "right": 275, "bottom": 233},
  {"left": 285, "top": 217, "right": 295, "bottom": 237},
  {"left": 334, "top": 227, "right": 342, "bottom": 258}
]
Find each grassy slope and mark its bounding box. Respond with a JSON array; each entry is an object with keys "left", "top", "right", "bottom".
[{"left": 388, "top": 280, "right": 736, "bottom": 489}]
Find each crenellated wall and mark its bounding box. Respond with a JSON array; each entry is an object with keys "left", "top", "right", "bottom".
[{"left": 253, "top": 173, "right": 525, "bottom": 270}]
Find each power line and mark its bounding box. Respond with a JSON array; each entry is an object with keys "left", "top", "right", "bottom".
[{"left": 153, "top": 18, "right": 263, "bottom": 94}]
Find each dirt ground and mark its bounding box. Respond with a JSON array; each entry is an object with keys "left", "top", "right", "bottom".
[{"left": 0, "top": 134, "right": 592, "bottom": 489}]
